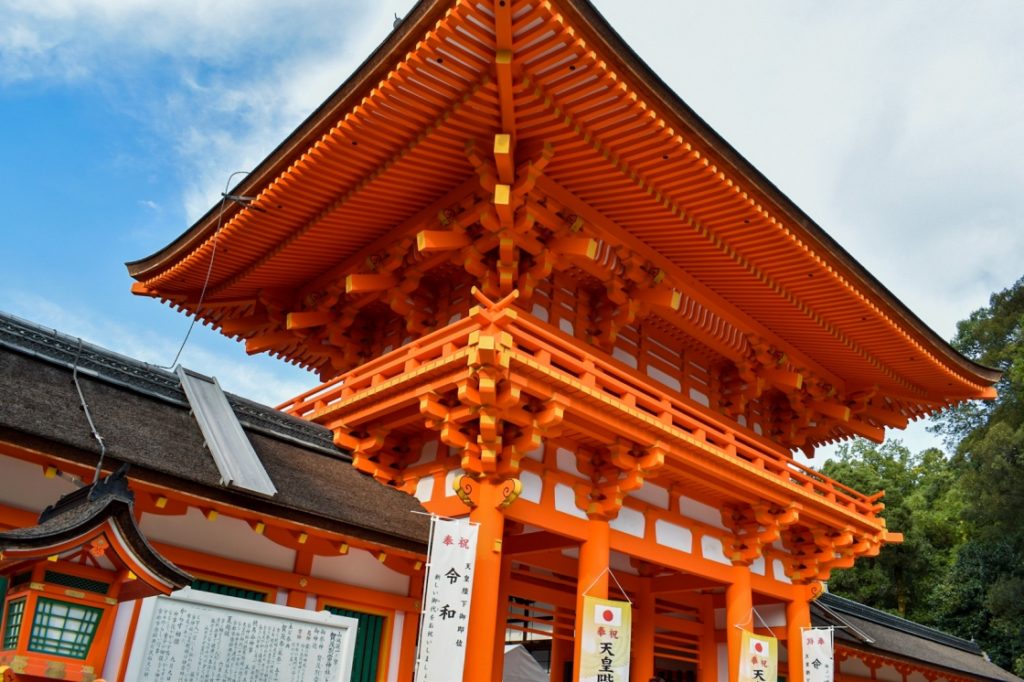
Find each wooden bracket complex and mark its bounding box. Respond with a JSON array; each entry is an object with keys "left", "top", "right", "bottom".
[
  {"left": 721, "top": 502, "right": 800, "bottom": 566},
  {"left": 574, "top": 440, "right": 665, "bottom": 520}
]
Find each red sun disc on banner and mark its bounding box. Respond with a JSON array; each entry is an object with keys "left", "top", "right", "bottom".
[
  {"left": 754, "top": 642, "right": 763, "bottom": 653},
  {"left": 602, "top": 609, "right": 614, "bottom": 622}
]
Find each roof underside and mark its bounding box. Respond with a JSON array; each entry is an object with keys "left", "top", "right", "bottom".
[{"left": 127, "top": 0, "right": 997, "bottom": 434}]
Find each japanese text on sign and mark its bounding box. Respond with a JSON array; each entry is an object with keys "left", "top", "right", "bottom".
[
  {"left": 414, "top": 517, "right": 479, "bottom": 682},
  {"left": 802, "top": 627, "right": 834, "bottom": 682},
  {"left": 122, "top": 587, "right": 358, "bottom": 682},
  {"left": 579, "top": 596, "right": 632, "bottom": 682}
]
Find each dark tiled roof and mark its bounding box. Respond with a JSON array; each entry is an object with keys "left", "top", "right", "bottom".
[
  {"left": 814, "top": 593, "right": 1021, "bottom": 682},
  {"left": 0, "top": 311, "right": 429, "bottom": 552}
]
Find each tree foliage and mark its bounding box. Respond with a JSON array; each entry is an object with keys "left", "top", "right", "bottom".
[
  {"left": 824, "top": 276, "right": 1024, "bottom": 675},
  {"left": 821, "top": 441, "right": 964, "bottom": 622}
]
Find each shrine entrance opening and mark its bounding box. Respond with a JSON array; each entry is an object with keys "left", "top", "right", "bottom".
[{"left": 498, "top": 535, "right": 724, "bottom": 682}]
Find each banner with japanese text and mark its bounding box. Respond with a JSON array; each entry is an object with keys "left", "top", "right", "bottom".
[
  {"left": 802, "top": 627, "right": 834, "bottom": 682},
  {"left": 739, "top": 631, "right": 778, "bottom": 682},
  {"left": 579, "top": 596, "right": 631, "bottom": 682},
  {"left": 414, "top": 516, "right": 479, "bottom": 682}
]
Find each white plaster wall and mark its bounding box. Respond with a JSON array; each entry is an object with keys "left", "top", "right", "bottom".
[
  {"left": 387, "top": 612, "right": 406, "bottom": 682},
  {"left": 646, "top": 365, "right": 681, "bottom": 392},
  {"left": 750, "top": 556, "right": 766, "bottom": 576},
  {"left": 679, "top": 495, "right": 727, "bottom": 530},
  {"left": 0, "top": 454, "right": 78, "bottom": 513},
  {"left": 101, "top": 602, "right": 135, "bottom": 680},
  {"left": 414, "top": 475, "right": 434, "bottom": 503},
  {"left": 444, "top": 468, "right": 465, "bottom": 496},
  {"left": 772, "top": 559, "right": 792, "bottom": 584},
  {"left": 612, "top": 346, "right": 637, "bottom": 368},
  {"left": 555, "top": 447, "right": 582, "bottom": 476},
  {"left": 717, "top": 642, "right": 729, "bottom": 682},
  {"left": 655, "top": 519, "right": 692, "bottom": 553},
  {"left": 554, "top": 483, "right": 587, "bottom": 520},
  {"left": 689, "top": 387, "right": 710, "bottom": 407},
  {"left": 609, "top": 506, "right": 644, "bottom": 537},
  {"left": 754, "top": 603, "right": 786, "bottom": 627},
  {"left": 519, "top": 470, "right": 542, "bottom": 503},
  {"left": 140, "top": 507, "right": 296, "bottom": 571},
  {"left": 908, "top": 672, "right": 928, "bottom": 682},
  {"left": 524, "top": 442, "right": 544, "bottom": 462},
  {"left": 628, "top": 482, "right": 669, "bottom": 508},
  {"left": 701, "top": 535, "right": 730, "bottom": 565},
  {"left": 311, "top": 549, "right": 410, "bottom": 595}
]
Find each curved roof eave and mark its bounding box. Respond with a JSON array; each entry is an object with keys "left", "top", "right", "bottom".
[{"left": 125, "top": 0, "right": 1000, "bottom": 387}]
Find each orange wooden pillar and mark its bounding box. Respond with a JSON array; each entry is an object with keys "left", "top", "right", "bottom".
[
  {"left": 492, "top": 554, "right": 514, "bottom": 681},
  {"left": 573, "top": 518, "right": 610, "bottom": 676},
  {"left": 287, "top": 550, "right": 313, "bottom": 609},
  {"left": 463, "top": 479, "right": 508, "bottom": 681},
  {"left": 786, "top": 587, "right": 812, "bottom": 682},
  {"left": 726, "top": 569, "right": 753, "bottom": 682},
  {"left": 631, "top": 577, "right": 655, "bottom": 682},
  {"left": 550, "top": 609, "right": 569, "bottom": 682},
  {"left": 697, "top": 594, "right": 718, "bottom": 682},
  {"left": 398, "top": 575, "right": 425, "bottom": 681}
]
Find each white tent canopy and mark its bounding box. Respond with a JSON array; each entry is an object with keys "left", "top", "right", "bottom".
[{"left": 503, "top": 644, "right": 547, "bottom": 682}]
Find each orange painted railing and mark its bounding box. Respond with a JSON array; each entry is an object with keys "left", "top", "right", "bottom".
[{"left": 278, "top": 304, "right": 883, "bottom": 520}]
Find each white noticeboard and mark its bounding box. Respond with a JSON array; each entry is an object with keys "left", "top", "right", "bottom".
[{"left": 123, "top": 587, "right": 358, "bottom": 682}]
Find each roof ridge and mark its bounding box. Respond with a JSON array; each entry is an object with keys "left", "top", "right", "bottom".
[
  {"left": 0, "top": 310, "right": 339, "bottom": 456},
  {"left": 819, "top": 592, "right": 980, "bottom": 654}
]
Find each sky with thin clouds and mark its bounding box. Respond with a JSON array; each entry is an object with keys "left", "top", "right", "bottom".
[{"left": 1, "top": 0, "right": 1020, "bottom": 458}]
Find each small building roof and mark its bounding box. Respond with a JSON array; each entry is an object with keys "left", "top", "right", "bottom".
[
  {"left": 814, "top": 593, "right": 1022, "bottom": 682},
  {"left": 0, "top": 311, "right": 429, "bottom": 553},
  {"left": 0, "top": 465, "right": 192, "bottom": 597}
]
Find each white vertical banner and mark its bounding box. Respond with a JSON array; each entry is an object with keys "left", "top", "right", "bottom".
[
  {"left": 802, "top": 627, "right": 834, "bottom": 682},
  {"left": 414, "top": 516, "right": 479, "bottom": 682}
]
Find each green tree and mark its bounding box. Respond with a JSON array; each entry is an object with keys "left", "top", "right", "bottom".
[
  {"left": 821, "top": 440, "right": 964, "bottom": 623},
  {"left": 932, "top": 275, "right": 1024, "bottom": 673},
  {"left": 820, "top": 277, "right": 1024, "bottom": 673}
]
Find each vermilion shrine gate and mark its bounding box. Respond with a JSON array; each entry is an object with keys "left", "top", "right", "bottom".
[{"left": 128, "top": 1, "right": 998, "bottom": 680}]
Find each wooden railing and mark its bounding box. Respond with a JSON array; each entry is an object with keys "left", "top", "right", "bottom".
[{"left": 277, "top": 304, "right": 883, "bottom": 520}]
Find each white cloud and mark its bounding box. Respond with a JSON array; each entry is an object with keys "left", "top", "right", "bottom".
[
  {"left": 0, "top": 0, "right": 375, "bottom": 81},
  {"left": 593, "top": 0, "right": 1024, "bottom": 342},
  {"left": 6, "top": 0, "right": 1020, "bottom": 460},
  {"left": 2, "top": 292, "right": 313, "bottom": 407}
]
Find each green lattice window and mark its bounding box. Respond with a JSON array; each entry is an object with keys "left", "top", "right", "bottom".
[
  {"left": 28, "top": 598, "right": 102, "bottom": 659},
  {"left": 43, "top": 571, "right": 110, "bottom": 596},
  {"left": 3, "top": 598, "right": 24, "bottom": 650},
  {"left": 191, "top": 579, "right": 268, "bottom": 602},
  {"left": 324, "top": 605, "right": 385, "bottom": 682}
]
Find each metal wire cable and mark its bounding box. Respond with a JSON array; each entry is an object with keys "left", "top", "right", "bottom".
[
  {"left": 162, "top": 169, "right": 250, "bottom": 370},
  {"left": 71, "top": 339, "right": 108, "bottom": 487}
]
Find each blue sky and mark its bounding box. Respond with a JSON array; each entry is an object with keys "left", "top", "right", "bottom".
[{"left": 1, "top": 1, "right": 1022, "bottom": 457}]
